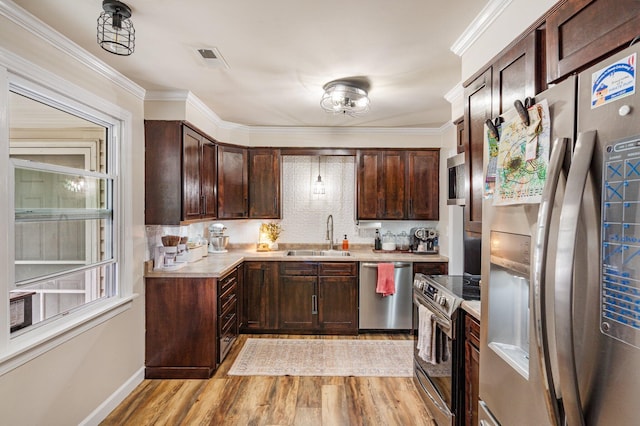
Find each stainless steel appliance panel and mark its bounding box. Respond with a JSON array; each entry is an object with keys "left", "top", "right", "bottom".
[
  {"left": 479, "top": 76, "right": 577, "bottom": 426},
  {"left": 481, "top": 43, "right": 640, "bottom": 425},
  {"left": 359, "top": 262, "right": 413, "bottom": 329},
  {"left": 447, "top": 152, "right": 466, "bottom": 205},
  {"left": 413, "top": 289, "right": 458, "bottom": 425},
  {"left": 571, "top": 45, "right": 640, "bottom": 424}
]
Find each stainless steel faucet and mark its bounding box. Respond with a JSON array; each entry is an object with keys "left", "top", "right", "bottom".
[{"left": 326, "top": 214, "right": 334, "bottom": 250}]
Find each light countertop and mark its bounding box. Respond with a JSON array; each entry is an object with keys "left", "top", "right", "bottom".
[
  {"left": 145, "top": 247, "right": 449, "bottom": 279},
  {"left": 462, "top": 300, "right": 481, "bottom": 321}
]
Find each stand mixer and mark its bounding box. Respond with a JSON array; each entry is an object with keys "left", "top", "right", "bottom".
[
  {"left": 409, "top": 227, "right": 439, "bottom": 254},
  {"left": 208, "top": 223, "right": 229, "bottom": 253}
]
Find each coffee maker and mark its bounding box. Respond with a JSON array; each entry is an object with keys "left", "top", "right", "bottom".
[{"left": 409, "top": 227, "right": 438, "bottom": 254}]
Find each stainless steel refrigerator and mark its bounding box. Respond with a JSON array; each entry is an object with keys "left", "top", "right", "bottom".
[{"left": 479, "top": 43, "right": 640, "bottom": 425}]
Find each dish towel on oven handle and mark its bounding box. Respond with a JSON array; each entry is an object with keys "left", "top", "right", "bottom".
[
  {"left": 417, "top": 303, "right": 451, "bottom": 364},
  {"left": 417, "top": 303, "right": 437, "bottom": 364},
  {"left": 376, "top": 263, "right": 395, "bottom": 296}
]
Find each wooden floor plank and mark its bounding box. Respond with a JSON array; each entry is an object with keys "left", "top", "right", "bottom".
[
  {"left": 179, "top": 378, "right": 229, "bottom": 425},
  {"left": 292, "top": 407, "right": 322, "bottom": 426},
  {"left": 321, "top": 384, "right": 349, "bottom": 426},
  {"left": 100, "top": 334, "right": 436, "bottom": 426}
]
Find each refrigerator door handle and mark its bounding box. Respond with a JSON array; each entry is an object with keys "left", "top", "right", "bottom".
[
  {"left": 555, "top": 130, "right": 597, "bottom": 426},
  {"left": 532, "top": 137, "right": 568, "bottom": 426}
]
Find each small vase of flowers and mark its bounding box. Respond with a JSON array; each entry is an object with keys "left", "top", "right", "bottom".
[{"left": 259, "top": 222, "right": 283, "bottom": 251}]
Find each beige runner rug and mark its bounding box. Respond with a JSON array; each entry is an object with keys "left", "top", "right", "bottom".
[{"left": 228, "top": 338, "right": 414, "bottom": 377}]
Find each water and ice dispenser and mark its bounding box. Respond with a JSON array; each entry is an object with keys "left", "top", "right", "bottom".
[{"left": 487, "top": 231, "right": 532, "bottom": 379}]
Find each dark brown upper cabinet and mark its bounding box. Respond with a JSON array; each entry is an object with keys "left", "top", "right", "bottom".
[
  {"left": 357, "top": 149, "right": 439, "bottom": 221},
  {"left": 546, "top": 0, "right": 640, "bottom": 84},
  {"left": 463, "top": 68, "right": 492, "bottom": 236},
  {"left": 492, "top": 30, "right": 545, "bottom": 117},
  {"left": 407, "top": 150, "right": 440, "bottom": 220},
  {"left": 248, "top": 148, "right": 281, "bottom": 219},
  {"left": 217, "top": 145, "right": 248, "bottom": 219},
  {"left": 145, "top": 120, "right": 217, "bottom": 225},
  {"left": 358, "top": 150, "right": 405, "bottom": 220},
  {"left": 462, "top": 30, "right": 543, "bottom": 235}
]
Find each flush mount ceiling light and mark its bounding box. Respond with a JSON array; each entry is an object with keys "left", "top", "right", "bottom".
[
  {"left": 97, "top": 0, "right": 135, "bottom": 56},
  {"left": 320, "top": 81, "right": 370, "bottom": 116}
]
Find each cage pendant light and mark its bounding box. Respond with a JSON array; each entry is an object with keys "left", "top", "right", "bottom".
[
  {"left": 313, "top": 156, "right": 325, "bottom": 195},
  {"left": 97, "top": 0, "right": 135, "bottom": 56}
]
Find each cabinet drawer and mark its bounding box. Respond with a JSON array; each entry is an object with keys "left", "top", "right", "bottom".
[
  {"left": 319, "top": 262, "right": 356, "bottom": 276},
  {"left": 280, "top": 262, "right": 318, "bottom": 276},
  {"left": 219, "top": 290, "right": 237, "bottom": 315},
  {"left": 219, "top": 314, "right": 237, "bottom": 362},
  {"left": 465, "top": 314, "right": 480, "bottom": 348},
  {"left": 413, "top": 262, "right": 448, "bottom": 276},
  {"left": 218, "top": 268, "right": 238, "bottom": 294},
  {"left": 220, "top": 302, "right": 237, "bottom": 331}
]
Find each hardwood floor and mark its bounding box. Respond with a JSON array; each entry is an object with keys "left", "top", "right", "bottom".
[{"left": 101, "top": 334, "right": 436, "bottom": 426}]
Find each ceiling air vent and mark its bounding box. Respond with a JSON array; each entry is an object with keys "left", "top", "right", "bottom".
[{"left": 195, "top": 47, "right": 229, "bottom": 69}]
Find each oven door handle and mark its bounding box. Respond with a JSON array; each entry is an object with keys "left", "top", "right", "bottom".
[{"left": 414, "top": 296, "right": 452, "bottom": 328}]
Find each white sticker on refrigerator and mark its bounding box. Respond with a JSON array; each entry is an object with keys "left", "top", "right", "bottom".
[{"left": 591, "top": 53, "right": 636, "bottom": 109}]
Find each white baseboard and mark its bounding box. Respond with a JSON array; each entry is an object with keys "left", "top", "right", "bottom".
[{"left": 79, "top": 367, "right": 145, "bottom": 426}]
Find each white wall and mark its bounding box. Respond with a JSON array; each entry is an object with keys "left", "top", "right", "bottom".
[{"left": 0, "top": 12, "right": 146, "bottom": 426}]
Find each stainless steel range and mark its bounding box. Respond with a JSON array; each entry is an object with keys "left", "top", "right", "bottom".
[{"left": 412, "top": 273, "right": 480, "bottom": 426}]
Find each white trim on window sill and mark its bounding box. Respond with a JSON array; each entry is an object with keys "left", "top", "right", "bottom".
[{"left": 0, "top": 294, "right": 138, "bottom": 377}]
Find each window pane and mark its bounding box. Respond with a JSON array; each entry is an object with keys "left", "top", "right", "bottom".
[
  {"left": 10, "top": 263, "right": 116, "bottom": 333},
  {"left": 8, "top": 87, "right": 117, "bottom": 336},
  {"left": 15, "top": 219, "right": 112, "bottom": 283},
  {"left": 14, "top": 165, "right": 113, "bottom": 283},
  {"left": 14, "top": 166, "right": 108, "bottom": 210},
  {"left": 9, "top": 92, "right": 107, "bottom": 174}
]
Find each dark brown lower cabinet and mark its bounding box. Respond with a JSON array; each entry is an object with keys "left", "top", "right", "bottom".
[
  {"left": 277, "top": 262, "right": 358, "bottom": 334},
  {"left": 145, "top": 277, "right": 217, "bottom": 379},
  {"left": 241, "top": 261, "right": 278, "bottom": 331},
  {"left": 464, "top": 313, "right": 481, "bottom": 426},
  {"left": 318, "top": 275, "right": 357, "bottom": 332}
]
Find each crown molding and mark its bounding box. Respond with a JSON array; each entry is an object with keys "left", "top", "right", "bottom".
[
  {"left": 246, "top": 124, "right": 445, "bottom": 136},
  {"left": 0, "top": 0, "right": 145, "bottom": 100},
  {"left": 444, "top": 83, "right": 463, "bottom": 105},
  {"left": 450, "top": 0, "right": 514, "bottom": 56},
  {"left": 146, "top": 90, "right": 447, "bottom": 136}
]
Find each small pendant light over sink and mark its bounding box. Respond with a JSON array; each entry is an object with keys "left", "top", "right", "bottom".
[
  {"left": 313, "top": 156, "right": 325, "bottom": 195},
  {"left": 97, "top": 0, "right": 135, "bottom": 56}
]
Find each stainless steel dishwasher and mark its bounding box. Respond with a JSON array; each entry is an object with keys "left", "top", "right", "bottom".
[{"left": 359, "top": 262, "right": 413, "bottom": 330}]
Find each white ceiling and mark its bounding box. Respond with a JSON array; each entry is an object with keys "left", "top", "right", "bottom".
[{"left": 11, "top": 0, "right": 489, "bottom": 129}]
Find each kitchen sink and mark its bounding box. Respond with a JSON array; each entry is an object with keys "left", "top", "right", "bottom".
[{"left": 286, "top": 250, "right": 351, "bottom": 257}]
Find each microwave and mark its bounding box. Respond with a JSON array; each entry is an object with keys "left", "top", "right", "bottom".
[{"left": 447, "top": 152, "right": 466, "bottom": 205}]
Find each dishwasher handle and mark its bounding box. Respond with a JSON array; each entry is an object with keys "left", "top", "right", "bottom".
[{"left": 362, "top": 262, "right": 411, "bottom": 269}]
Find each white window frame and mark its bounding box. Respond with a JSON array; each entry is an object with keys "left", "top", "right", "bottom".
[{"left": 0, "top": 49, "right": 136, "bottom": 376}]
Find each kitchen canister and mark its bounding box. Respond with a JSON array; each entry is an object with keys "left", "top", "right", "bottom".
[{"left": 381, "top": 231, "right": 396, "bottom": 251}]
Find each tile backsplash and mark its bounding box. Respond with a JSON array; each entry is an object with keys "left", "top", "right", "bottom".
[{"left": 145, "top": 155, "right": 436, "bottom": 258}]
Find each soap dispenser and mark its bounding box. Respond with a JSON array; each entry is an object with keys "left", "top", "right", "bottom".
[{"left": 342, "top": 234, "right": 349, "bottom": 250}]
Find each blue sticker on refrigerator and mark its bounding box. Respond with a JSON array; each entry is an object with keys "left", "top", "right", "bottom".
[{"left": 602, "top": 138, "right": 640, "bottom": 347}]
